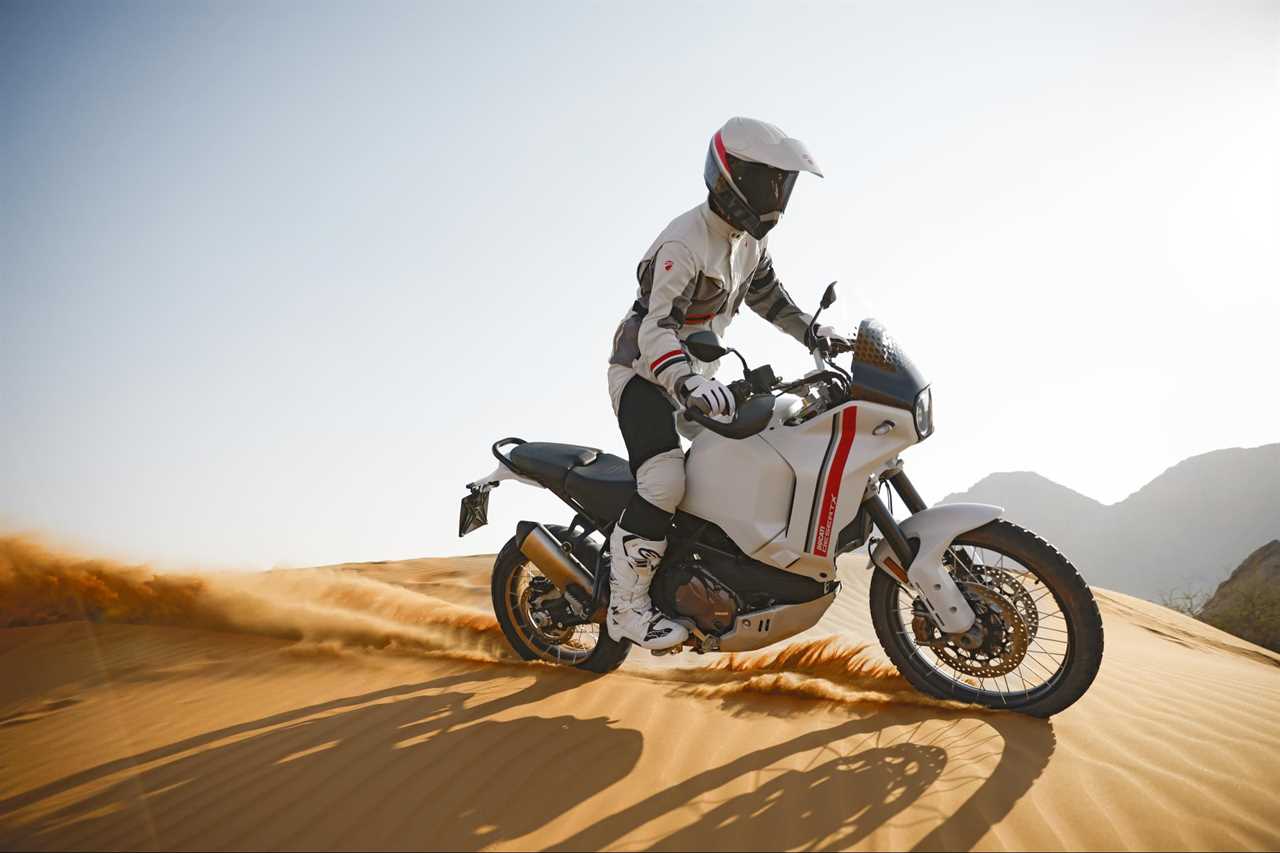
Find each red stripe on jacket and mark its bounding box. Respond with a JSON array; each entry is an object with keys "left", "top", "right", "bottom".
[{"left": 650, "top": 349, "right": 684, "bottom": 371}]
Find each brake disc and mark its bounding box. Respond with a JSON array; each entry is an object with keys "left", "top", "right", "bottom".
[
  {"left": 930, "top": 582, "right": 1030, "bottom": 678},
  {"left": 977, "top": 567, "right": 1040, "bottom": 641}
]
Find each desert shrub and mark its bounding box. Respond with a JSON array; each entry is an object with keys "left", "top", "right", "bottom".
[{"left": 1159, "top": 587, "right": 1211, "bottom": 618}]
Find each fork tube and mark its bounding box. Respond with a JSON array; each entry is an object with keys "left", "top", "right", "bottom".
[
  {"left": 888, "top": 471, "right": 927, "bottom": 515},
  {"left": 863, "top": 494, "right": 916, "bottom": 568}
]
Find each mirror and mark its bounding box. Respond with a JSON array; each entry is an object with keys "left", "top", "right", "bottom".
[
  {"left": 820, "top": 281, "right": 838, "bottom": 309},
  {"left": 684, "top": 330, "right": 729, "bottom": 362}
]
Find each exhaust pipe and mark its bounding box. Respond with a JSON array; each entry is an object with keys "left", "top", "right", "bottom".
[{"left": 516, "top": 522, "right": 595, "bottom": 604}]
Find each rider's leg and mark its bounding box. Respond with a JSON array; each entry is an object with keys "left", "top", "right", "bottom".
[{"left": 606, "top": 376, "right": 690, "bottom": 650}]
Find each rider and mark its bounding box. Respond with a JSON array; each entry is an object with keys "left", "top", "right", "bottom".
[{"left": 605, "top": 116, "right": 844, "bottom": 650}]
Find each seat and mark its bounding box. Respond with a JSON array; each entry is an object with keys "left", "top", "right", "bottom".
[
  {"left": 565, "top": 453, "right": 635, "bottom": 522},
  {"left": 507, "top": 442, "right": 599, "bottom": 489}
]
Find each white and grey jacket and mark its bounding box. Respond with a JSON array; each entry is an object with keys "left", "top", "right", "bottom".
[{"left": 608, "top": 200, "right": 812, "bottom": 407}]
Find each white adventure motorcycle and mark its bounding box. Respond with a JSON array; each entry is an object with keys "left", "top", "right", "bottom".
[{"left": 460, "top": 284, "right": 1103, "bottom": 717}]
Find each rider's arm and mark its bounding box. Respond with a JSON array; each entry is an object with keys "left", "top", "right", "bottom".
[
  {"left": 637, "top": 241, "right": 697, "bottom": 398},
  {"left": 745, "top": 250, "right": 813, "bottom": 346}
]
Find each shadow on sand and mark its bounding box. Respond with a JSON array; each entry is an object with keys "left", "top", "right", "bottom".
[
  {"left": 551, "top": 691, "right": 1054, "bottom": 852},
  {"left": 1, "top": 666, "right": 1054, "bottom": 851}
]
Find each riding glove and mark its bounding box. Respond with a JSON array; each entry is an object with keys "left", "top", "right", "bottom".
[
  {"left": 811, "top": 323, "right": 850, "bottom": 350},
  {"left": 680, "top": 375, "right": 736, "bottom": 420}
]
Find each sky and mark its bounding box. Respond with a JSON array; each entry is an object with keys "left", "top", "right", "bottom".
[{"left": 2, "top": 0, "right": 1277, "bottom": 569}]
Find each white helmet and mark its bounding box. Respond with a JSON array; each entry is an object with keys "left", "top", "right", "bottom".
[{"left": 703, "top": 117, "right": 823, "bottom": 239}]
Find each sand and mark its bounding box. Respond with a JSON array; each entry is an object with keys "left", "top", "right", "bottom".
[{"left": 2, "top": 536, "right": 1279, "bottom": 851}]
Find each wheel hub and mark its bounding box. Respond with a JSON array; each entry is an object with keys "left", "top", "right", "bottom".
[
  {"left": 916, "top": 581, "right": 1031, "bottom": 678},
  {"left": 978, "top": 567, "right": 1040, "bottom": 640},
  {"left": 521, "top": 580, "right": 574, "bottom": 644}
]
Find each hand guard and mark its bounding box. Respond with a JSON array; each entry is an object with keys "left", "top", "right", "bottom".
[
  {"left": 680, "top": 375, "right": 737, "bottom": 421},
  {"left": 811, "top": 323, "right": 850, "bottom": 351}
]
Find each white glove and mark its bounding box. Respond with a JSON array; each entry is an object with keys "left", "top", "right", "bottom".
[
  {"left": 681, "top": 375, "right": 736, "bottom": 421},
  {"left": 812, "top": 323, "right": 850, "bottom": 349}
]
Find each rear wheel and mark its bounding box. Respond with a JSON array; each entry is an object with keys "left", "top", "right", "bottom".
[
  {"left": 869, "top": 519, "right": 1103, "bottom": 717},
  {"left": 491, "top": 526, "right": 631, "bottom": 674}
]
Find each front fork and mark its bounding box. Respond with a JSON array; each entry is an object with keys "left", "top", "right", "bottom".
[{"left": 863, "top": 472, "right": 981, "bottom": 635}]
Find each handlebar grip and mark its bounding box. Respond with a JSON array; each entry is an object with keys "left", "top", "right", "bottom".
[
  {"left": 686, "top": 396, "right": 712, "bottom": 415},
  {"left": 682, "top": 404, "right": 718, "bottom": 429},
  {"left": 682, "top": 394, "right": 713, "bottom": 427}
]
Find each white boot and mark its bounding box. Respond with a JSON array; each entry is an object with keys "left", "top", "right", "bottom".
[{"left": 606, "top": 526, "right": 690, "bottom": 650}]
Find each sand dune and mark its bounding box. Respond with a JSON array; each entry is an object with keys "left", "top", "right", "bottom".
[{"left": 2, "top": 536, "right": 1279, "bottom": 850}]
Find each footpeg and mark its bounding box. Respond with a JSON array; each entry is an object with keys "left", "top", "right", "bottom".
[{"left": 688, "top": 624, "right": 720, "bottom": 652}]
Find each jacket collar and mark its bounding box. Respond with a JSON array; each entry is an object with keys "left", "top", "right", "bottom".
[{"left": 701, "top": 200, "right": 743, "bottom": 242}]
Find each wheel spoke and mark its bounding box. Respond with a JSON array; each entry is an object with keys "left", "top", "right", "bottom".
[
  {"left": 508, "top": 560, "right": 599, "bottom": 666},
  {"left": 887, "top": 532, "right": 1077, "bottom": 702}
]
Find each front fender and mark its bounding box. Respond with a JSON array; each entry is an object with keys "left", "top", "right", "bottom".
[{"left": 871, "top": 502, "right": 1003, "bottom": 633}]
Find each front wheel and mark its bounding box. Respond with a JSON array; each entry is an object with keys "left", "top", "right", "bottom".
[
  {"left": 491, "top": 526, "right": 631, "bottom": 674},
  {"left": 869, "top": 519, "right": 1103, "bottom": 717}
]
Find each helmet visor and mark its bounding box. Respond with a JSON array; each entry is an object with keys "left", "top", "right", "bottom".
[{"left": 729, "top": 155, "right": 799, "bottom": 215}]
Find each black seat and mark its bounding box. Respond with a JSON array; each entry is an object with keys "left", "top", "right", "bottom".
[
  {"left": 565, "top": 453, "right": 635, "bottom": 522},
  {"left": 507, "top": 442, "right": 599, "bottom": 489}
]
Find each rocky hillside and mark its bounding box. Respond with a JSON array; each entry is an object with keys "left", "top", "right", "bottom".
[{"left": 1199, "top": 540, "right": 1280, "bottom": 652}]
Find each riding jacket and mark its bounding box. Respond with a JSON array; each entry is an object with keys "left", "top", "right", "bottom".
[{"left": 607, "top": 199, "right": 812, "bottom": 412}]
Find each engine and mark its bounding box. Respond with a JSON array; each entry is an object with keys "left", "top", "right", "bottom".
[
  {"left": 652, "top": 538, "right": 829, "bottom": 636},
  {"left": 671, "top": 570, "right": 739, "bottom": 634}
]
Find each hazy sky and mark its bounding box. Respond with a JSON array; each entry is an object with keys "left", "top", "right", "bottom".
[{"left": 2, "top": 1, "right": 1277, "bottom": 568}]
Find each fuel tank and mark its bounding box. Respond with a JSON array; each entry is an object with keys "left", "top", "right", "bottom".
[{"left": 679, "top": 431, "right": 794, "bottom": 556}]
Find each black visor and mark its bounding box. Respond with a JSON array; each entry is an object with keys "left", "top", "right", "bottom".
[{"left": 727, "top": 154, "right": 799, "bottom": 215}]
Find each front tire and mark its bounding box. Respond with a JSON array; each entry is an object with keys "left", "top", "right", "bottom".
[
  {"left": 869, "top": 519, "right": 1103, "bottom": 717},
  {"left": 491, "top": 526, "right": 631, "bottom": 674}
]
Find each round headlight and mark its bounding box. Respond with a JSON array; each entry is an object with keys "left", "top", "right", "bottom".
[{"left": 914, "top": 386, "right": 933, "bottom": 438}]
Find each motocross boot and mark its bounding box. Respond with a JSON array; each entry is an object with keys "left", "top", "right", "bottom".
[{"left": 606, "top": 526, "right": 690, "bottom": 650}]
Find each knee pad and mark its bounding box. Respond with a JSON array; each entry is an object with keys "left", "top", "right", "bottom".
[{"left": 635, "top": 447, "right": 686, "bottom": 514}]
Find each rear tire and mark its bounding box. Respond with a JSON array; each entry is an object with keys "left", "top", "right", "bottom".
[
  {"left": 869, "top": 519, "right": 1103, "bottom": 717},
  {"left": 491, "top": 526, "right": 631, "bottom": 674}
]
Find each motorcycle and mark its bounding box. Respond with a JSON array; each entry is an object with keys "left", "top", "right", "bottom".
[{"left": 459, "top": 283, "right": 1103, "bottom": 717}]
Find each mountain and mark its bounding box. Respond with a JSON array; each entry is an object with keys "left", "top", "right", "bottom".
[
  {"left": 1199, "top": 540, "right": 1280, "bottom": 652},
  {"left": 940, "top": 443, "right": 1280, "bottom": 601}
]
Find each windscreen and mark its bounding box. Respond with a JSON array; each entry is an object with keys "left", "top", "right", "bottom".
[{"left": 846, "top": 318, "right": 928, "bottom": 411}]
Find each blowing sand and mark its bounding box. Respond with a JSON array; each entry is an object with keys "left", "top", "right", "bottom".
[{"left": 2, "top": 535, "right": 1278, "bottom": 851}]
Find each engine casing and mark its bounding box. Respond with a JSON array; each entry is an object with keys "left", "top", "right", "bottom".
[{"left": 652, "top": 516, "right": 831, "bottom": 637}]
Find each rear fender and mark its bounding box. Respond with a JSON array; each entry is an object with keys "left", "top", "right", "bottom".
[
  {"left": 459, "top": 462, "right": 545, "bottom": 538},
  {"left": 466, "top": 463, "right": 542, "bottom": 492},
  {"left": 871, "top": 502, "right": 1003, "bottom": 633}
]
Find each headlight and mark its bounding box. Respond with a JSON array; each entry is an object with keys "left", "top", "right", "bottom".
[{"left": 913, "top": 386, "right": 933, "bottom": 438}]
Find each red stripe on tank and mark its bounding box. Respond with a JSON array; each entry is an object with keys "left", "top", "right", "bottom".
[{"left": 812, "top": 406, "right": 858, "bottom": 558}]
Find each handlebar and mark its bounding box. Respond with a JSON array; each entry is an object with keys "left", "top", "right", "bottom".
[{"left": 678, "top": 348, "right": 852, "bottom": 440}]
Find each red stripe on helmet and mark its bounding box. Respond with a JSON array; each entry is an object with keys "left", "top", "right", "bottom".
[{"left": 713, "top": 131, "right": 731, "bottom": 176}]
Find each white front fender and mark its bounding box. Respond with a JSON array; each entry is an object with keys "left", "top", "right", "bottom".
[{"left": 871, "top": 502, "right": 1003, "bottom": 634}]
